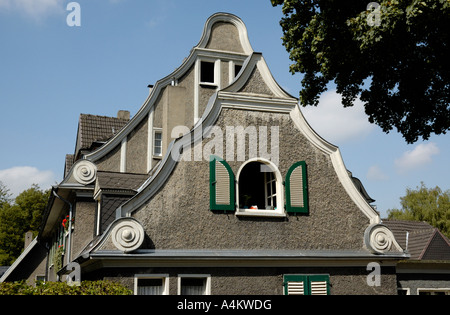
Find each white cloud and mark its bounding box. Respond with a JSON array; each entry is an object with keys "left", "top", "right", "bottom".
[
  {"left": 394, "top": 142, "right": 440, "bottom": 174},
  {"left": 367, "top": 165, "right": 389, "bottom": 181},
  {"left": 0, "top": 166, "right": 56, "bottom": 197},
  {"left": 0, "top": 0, "right": 64, "bottom": 20},
  {"left": 301, "top": 90, "right": 375, "bottom": 144}
]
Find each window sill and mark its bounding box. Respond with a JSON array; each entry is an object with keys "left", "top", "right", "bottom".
[
  {"left": 200, "top": 82, "right": 218, "bottom": 88},
  {"left": 235, "top": 209, "right": 286, "bottom": 218}
]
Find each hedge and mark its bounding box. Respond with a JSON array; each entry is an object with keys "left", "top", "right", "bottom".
[{"left": 0, "top": 280, "right": 133, "bottom": 295}]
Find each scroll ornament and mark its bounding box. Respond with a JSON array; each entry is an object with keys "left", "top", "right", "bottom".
[
  {"left": 365, "top": 224, "right": 402, "bottom": 254},
  {"left": 73, "top": 160, "right": 97, "bottom": 185},
  {"left": 111, "top": 218, "right": 145, "bottom": 253}
]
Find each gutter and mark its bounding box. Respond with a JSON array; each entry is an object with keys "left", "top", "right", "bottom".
[{"left": 52, "top": 191, "right": 74, "bottom": 263}]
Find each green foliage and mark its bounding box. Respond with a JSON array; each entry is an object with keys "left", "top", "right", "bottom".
[
  {"left": 0, "top": 184, "right": 50, "bottom": 265},
  {"left": 0, "top": 181, "right": 11, "bottom": 209},
  {"left": 0, "top": 280, "right": 133, "bottom": 295},
  {"left": 387, "top": 183, "right": 450, "bottom": 238},
  {"left": 271, "top": 0, "right": 450, "bottom": 143}
]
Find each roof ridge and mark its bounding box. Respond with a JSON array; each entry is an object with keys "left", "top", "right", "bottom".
[{"left": 80, "top": 113, "right": 129, "bottom": 121}]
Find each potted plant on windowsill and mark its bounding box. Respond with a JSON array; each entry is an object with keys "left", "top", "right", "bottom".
[{"left": 62, "top": 215, "right": 74, "bottom": 233}]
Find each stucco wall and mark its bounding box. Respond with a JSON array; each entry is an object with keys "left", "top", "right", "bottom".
[
  {"left": 91, "top": 266, "right": 397, "bottom": 295},
  {"left": 206, "top": 21, "right": 245, "bottom": 53},
  {"left": 72, "top": 199, "right": 96, "bottom": 259},
  {"left": 133, "top": 107, "right": 370, "bottom": 251}
]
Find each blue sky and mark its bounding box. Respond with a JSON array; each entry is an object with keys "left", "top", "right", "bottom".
[{"left": 0, "top": 0, "right": 448, "bottom": 218}]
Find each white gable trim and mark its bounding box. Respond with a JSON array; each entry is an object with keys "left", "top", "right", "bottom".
[
  {"left": 223, "top": 53, "right": 294, "bottom": 99},
  {"left": 196, "top": 12, "right": 254, "bottom": 54},
  {"left": 84, "top": 13, "right": 253, "bottom": 164},
  {"left": 289, "top": 105, "right": 381, "bottom": 224}
]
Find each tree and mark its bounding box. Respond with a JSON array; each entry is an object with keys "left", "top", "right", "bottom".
[
  {"left": 271, "top": 0, "right": 450, "bottom": 143},
  {"left": 387, "top": 183, "right": 450, "bottom": 238},
  {"left": 0, "top": 181, "right": 10, "bottom": 209},
  {"left": 0, "top": 184, "right": 50, "bottom": 265}
]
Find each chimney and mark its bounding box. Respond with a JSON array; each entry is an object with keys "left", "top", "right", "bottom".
[
  {"left": 24, "top": 231, "right": 33, "bottom": 249},
  {"left": 148, "top": 84, "right": 154, "bottom": 96},
  {"left": 117, "top": 110, "right": 130, "bottom": 120}
]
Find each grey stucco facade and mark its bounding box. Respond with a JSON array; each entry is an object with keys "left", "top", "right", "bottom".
[{"left": 1, "top": 13, "right": 411, "bottom": 295}]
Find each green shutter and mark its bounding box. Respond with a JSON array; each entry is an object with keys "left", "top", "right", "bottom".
[
  {"left": 283, "top": 275, "right": 307, "bottom": 295},
  {"left": 308, "top": 275, "right": 330, "bottom": 295},
  {"left": 210, "top": 155, "right": 235, "bottom": 212},
  {"left": 285, "top": 161, "right": 309, "bottom": 214},
  {"left": 284, "top": 275, "right": 330, "bottom": 295}
]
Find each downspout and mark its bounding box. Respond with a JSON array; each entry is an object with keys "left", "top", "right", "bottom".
[{"left": 53, "top": 191, "right": 73, "bottom": 263}]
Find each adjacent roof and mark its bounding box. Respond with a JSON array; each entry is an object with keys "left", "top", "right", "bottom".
[
  {"left": 74, "top": 114, "right": 129, "bottom": 159},
  {"left": 0, "top": 266, "right": 9, "bottom": 278},
  {"left": 383, "top": 220, "right": 450, "bottom": 260},
  {"left": 95, "top": 171, "right": 148, "bottom": 194}
]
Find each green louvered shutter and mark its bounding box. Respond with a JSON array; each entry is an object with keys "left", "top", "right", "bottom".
[
  {"left": 284, "top": 275, "right": 307, "bottom": 295},
  {"left": 308, "top": 275, "right": 330, "bottom": 295},
  {"left": 284, "top": 275, "right": 330, "bottom": 295},
  {"left": 209, "top": 156, "right": 235, "bottom": 212},
  {"left": 285, "top": 161, "right": 309, "bottom": 214}
]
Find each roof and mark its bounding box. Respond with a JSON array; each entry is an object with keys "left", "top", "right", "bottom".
[
  {"left": 96, "top": 171, "right": 148, "bottom": 192},
  {"left": 383, "top": 220, "right": 450, "bottom": 260},
  {"left": 74, "top": 114, "right": 129, "bottom": 158},
  {"left": 0, "top": 238, "right": 47, "bottom": 283},
  {"left": 0, "top": 266, "right": 9, "bottom": 278}
]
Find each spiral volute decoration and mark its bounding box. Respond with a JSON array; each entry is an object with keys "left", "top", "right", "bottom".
[
  {"left": 73, "top": 161, "right": 97, "bottom": 185},
  {"left": 111, "top": 218, "right": 145, "bottom": 253},
  {"left": 365, "top": 224, "right": 396, "bottom": 254}
]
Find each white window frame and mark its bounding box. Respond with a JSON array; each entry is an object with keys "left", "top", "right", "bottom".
[
  {"left": 229, "top": 60, "right": 243, "bottom": 84},
  {"left": 417, "top": 288, "right": 450, "bottom": 295},
  {"left": 134, "top": 274, "right": 169, "bottom": 295},
  {"left": 153, "top": 128, "right": 163, "bottom": 158},
  {"left": 199, "top": 58, "right": 220, "bottom": 87},
  {"left": 264, "top": 171, "right": 277, "bottom": 210},
  {"left": 236, "top": 158, "right": 285, "bottom": 218},
  {"left": 398, "top": 287, "right": 410, "bottom": 295},
  {"left": 177, "top": 274, "right": 211, "bottom": 295}
]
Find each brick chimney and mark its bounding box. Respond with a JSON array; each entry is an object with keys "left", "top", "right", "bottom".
[
  {"left": 117, "top": 110, "right": 130, "bottom": 120},
  {"left": 24, "top": 231, "right": 33, "bottom": 249}
]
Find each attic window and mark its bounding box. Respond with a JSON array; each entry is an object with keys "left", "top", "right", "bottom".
[
  {"left": 200, "top": 61, "right": 216, "bottom": 85},
  {"left": 238, "top": 162, "right": 277, "bottom": 211},
  {"left": 234, "top": 64, "right": 242, "bottom": 77},
  {"left": 153, "top": 129, "right": 162, "bottom": 157}
]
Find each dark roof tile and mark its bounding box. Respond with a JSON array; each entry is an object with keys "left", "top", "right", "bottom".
[{"left": 383, "top": 220, "right": 450, "bottom": 260}]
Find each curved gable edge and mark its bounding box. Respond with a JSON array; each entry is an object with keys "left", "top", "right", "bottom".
[
  {"left": 118, "top": 91, "right": 222, "bottom": 218},
  {"left": 289, "top": 105, "right": 381, "bottom": 225},
  {"left": 222, "top": 53, "right": 295, "bottom": 100},
  {"left": 197, "top": 12, "right": 254, "bottom": 54},
  {"left": 84, "top": 13, "right": 253, "bottom": 164},
  {"left": 117, "top": 94, "right": 381, "bottom": 226}
]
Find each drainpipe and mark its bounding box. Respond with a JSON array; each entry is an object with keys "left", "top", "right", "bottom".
[{"left": 53, "top": 190, "right": 73, "bottom": 263}]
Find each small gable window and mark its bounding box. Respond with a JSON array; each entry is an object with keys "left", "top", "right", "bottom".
[
  {"left": 238, "top": 162, "right": 277, "bottom": 210},
  {"left": 209, "top": 156, "right": 309, "bottom": 217},
  {"left": 234, "top": 64, "right": 242, "bottom": 78},
  {"left": 153, "top": 129, "right": 162, "bottom": 157},
  {"left": 236, "top": 158, "right": 285, "bottom": 217},
  {"left": 200, "top": 61, "right": 216, "bottom": 84}
]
